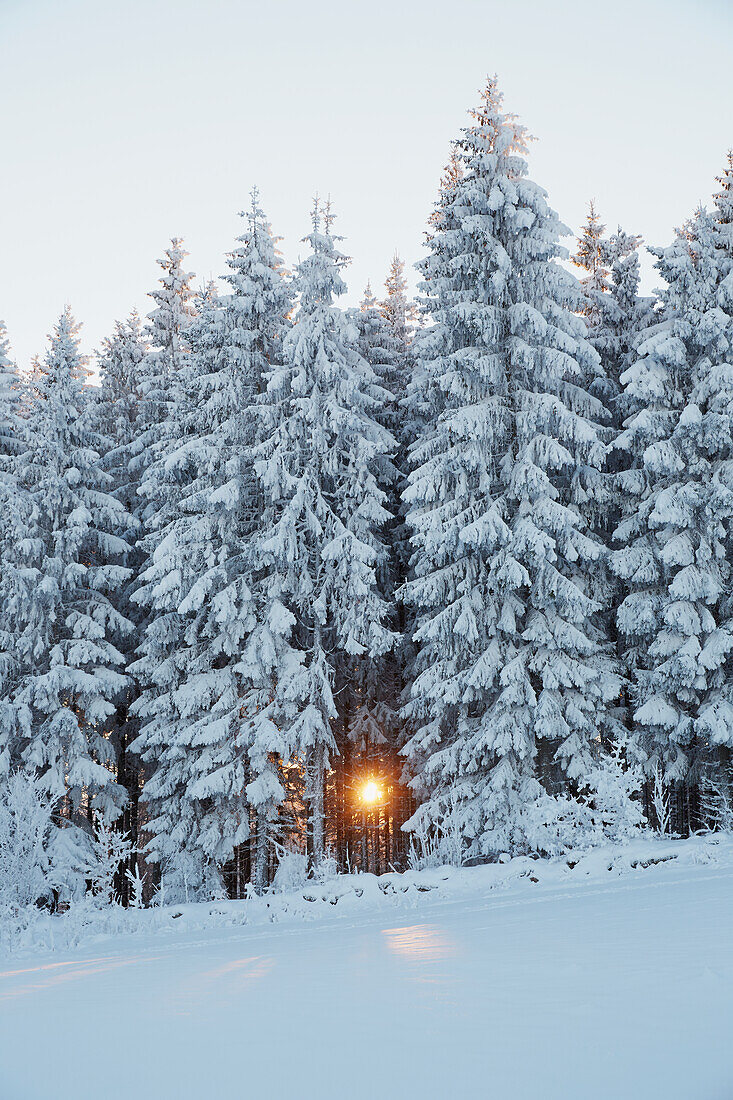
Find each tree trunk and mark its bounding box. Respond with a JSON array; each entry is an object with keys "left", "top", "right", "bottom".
[
  {"left": 254, "top": 810, "right": 270, "bottom": 894},
  {"left": 310, "top": 744, "right": 326, "bottom": 867}
]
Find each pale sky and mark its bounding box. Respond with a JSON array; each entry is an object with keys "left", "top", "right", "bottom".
[{"left": 1, "top": 0, "right": 731, "bottom": 369}]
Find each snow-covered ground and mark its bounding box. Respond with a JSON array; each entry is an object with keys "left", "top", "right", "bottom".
[{"left": 1, "top": 836, "right": 732, "bottom": 1100}]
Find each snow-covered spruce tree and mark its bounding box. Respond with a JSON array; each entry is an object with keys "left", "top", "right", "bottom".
[
  {"left": 352, "top": 283, "right": 394, "bottom": 408},
  {"left": 93, "top": 312, "right": 149, "bottom": 894},
  {"left": 357, "top": 257, "right": 422, "bottom": 858},
  {"left": 572, "top": 202, "right": 612, "bottom": 389},
  {"left": 711, "top": 154, "right": 733, "bottom": 806},
  {"left": 6, "top": 308, "right": 133, "bottom": 829},
  {"left": 116, "top": 242, "right": 197, "bottom": 896},
  {"left": 380, "top": 254, "right": 418, "bottom": 645},
  {"left": 572, "top": 206, "right": 652, "bottom": 428},
  {"left": 604, "top": 228, "right": 655, "bottom": 422},
  {"left": 0, "top": 322, "right": 29, "bottom": 777},
  {"left": 130, "top": 239, "right": 197, "bottom": 493},
  {"left": 334, "top": 286, "right": 403, "bottom": 867},
  {"left": 253, "top": 199, "right": 395, "bottom": 866},
  {"left": 572, "top": 210, "right": 652, "bottom": 743},
  {"left": 132, "top": 195, "right": 299, "bottom": 898},
  {"left": 402, "top": 79, "right": 625, "bottom": 860},
  {"left": 0, "top": 320, "right": 24, "bottom": 465},
  {"left": 612, "top": 194, "right": 733, "bottom": 833},
  {"left": 380, "top": 256, "right": 416, "bottom": 432}
]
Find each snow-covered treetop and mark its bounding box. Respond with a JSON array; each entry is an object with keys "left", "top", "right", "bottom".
[
  {"left": 0, "top": 321, "right": 23, "bottom": 460},
  {"left": 97, "top": 312, "right": 148, "bottom": 440},
  {"left": 572, "top": 201, "right": 612, "bottom": 312},
  {"left": 145, "top": 238, "right": 196, "bottom": 371},
  {"left": 34, "top": 306, "right": 91, "bottom": 399},
  {"left": 713, "top": 150, "right": 733, "bottom": 226},
  {"left": 220, "top": 187, "right": 292, "bottom": 395},
  {"left": 295, "top": 197, "right": 349, "bottom": 313},
  {"left": 0, "top": 321, "right": 12, "bottom": 373},
  {"left": 456, "top": 75, "right": 530, "bottom": 173},
  {"left": 416, "top": 74, "right": 598, "bottom": 392},
  {"left": 381, "top": 254, "right": 414, "bottom": 346},
  {"left": 712, "top": 151, "right": 733, "bottom": 280},
  {"left": 427, "top": 146, "right": 463, "bottom": 238}
]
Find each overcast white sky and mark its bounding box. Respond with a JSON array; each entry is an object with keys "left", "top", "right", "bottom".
[{"left": 1, "top": 0, "right": 731, "bottom": 368}]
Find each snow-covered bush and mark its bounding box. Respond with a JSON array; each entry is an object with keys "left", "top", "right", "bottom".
[
  {"left": 312, "top": 853, "right": 339, "bottom": 883},
  {"left": 0, "top": 773, "right": 144, "bottom": 920},
  {"left": 518, "top": 791, "right": 596, "bottom": 859},
  {"left": 584, "top": 742, "right": 647, "bottom": 843},
  {"left": 408, "top": 745, "right": 647, "bottom": 868},
  {"left": 153, "top": 851, "right": 226, "bottom": 906},
  {"left": 0, "top": 771, "right": 56, "bottom": 914},
  {"left": 408, "top": 788, "right": 467, "bottom": 870},
  {"left": 271, "top": 846, "right": 309, "bottom": 893},
  {"left": 86, "top": 824, "right": 135, "bottom": 906}
]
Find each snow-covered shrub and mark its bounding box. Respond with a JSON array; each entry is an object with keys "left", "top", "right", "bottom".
[
  {"left": 407, "top": 789, "right": 466, "bottom": 870},
  {"left": 584, "top": 743, "right": 647, "bottom": 842},
  {"left": 271, "top": 846, "right": 309, "bottom": 893},
  {"left": 154, "top": 851, "right": 226, "bottom": 906},
  {"left": 407, "top": 744, "right": 647, "bottom": 869},
  {"left": 312, "top": 853, "right": 339, "bottom": 883},
  {"left": 47, "top": 825, "right": 95, "bottom": 907},
  {"left": 520, "top": 792, "right": 598, "bottom": 858},
  {"left": 0, "top": 771, "right": 56, "bottom": 913},
  {"left": 86, "top": 824, "right": 134, "bottom": 906}
]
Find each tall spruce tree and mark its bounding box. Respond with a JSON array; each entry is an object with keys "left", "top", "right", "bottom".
[
  {"left": 339, "top": 286, "right": 403, "bottom": 864},
  {"left": 93, "top": 312, "right": 149, "bottom": 893},
  {"left": 125, "top": 241, "right": 198, "bottom": 894},
  {"left": 402, "top": 80, "right": 622, "bottom": 858},
  {"left": 252, "top": 199, "right": 395, "bottom": 865},
  {"left": 0, "top": 322, "right": 28, "bottom": 777},
  {"left": 613, "top": 186, "right": 733, "bottom": 831},
  {"left": 132, "top": 195, "right": 297, "bottom": 897},
  {"left": 5, "top": 309, "right": 133, "bottom": 825}
]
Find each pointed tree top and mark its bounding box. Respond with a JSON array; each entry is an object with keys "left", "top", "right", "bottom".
[
  {"left": 242, "top": 185, "right": 267, "bottom": 233},
  {"left": 385, "top": 254, "right": 407, "bottom": 294},
  {"left": 464, "top": 74, "right": 531, "bottom": 160},
  {"left": 164, "top": 237, "right": 189, "bottom": 264},
  {"left": 323, "top": 196, "right": 335, "bottom": 235},
  {"left": 586, "top": 199, "right": 604, "bottom": 231},
  {"left": 572, "top": 201, "right": 610, "bottom": 286},
  {"left": 310, "top": 194, "right": 322, "bottom": 235},
  {"left": 713, "top": 150, "right": 733, "bottom": 226},
  {"left": 361, "top": 282, "right": 377, "bottom": 311},
  {"left": 0, "top": 320, "right": 12, "bottom": 370},
  {"left": 55, "top": 303, "right": 82, "bottom": 341},
  {"left": 34, "top": 305, "right": 91, "bottom": 389}
]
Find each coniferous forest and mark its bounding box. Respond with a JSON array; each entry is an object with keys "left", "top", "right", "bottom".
[{"left": 3, "top": 77, "right": 733, "bottom": 908}]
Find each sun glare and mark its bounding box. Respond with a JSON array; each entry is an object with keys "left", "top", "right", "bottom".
[{"left": 361, "top": 780, "right": 382, "bottom": 804}]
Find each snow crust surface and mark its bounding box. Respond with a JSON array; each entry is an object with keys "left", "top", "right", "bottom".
[{"left": 1, "top": 836, "right": 731, "bottom": 1099}]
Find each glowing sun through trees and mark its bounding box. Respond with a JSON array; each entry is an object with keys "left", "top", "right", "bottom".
[{"left": 361, "top": 780, "right": 383, "bottom": 805}]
